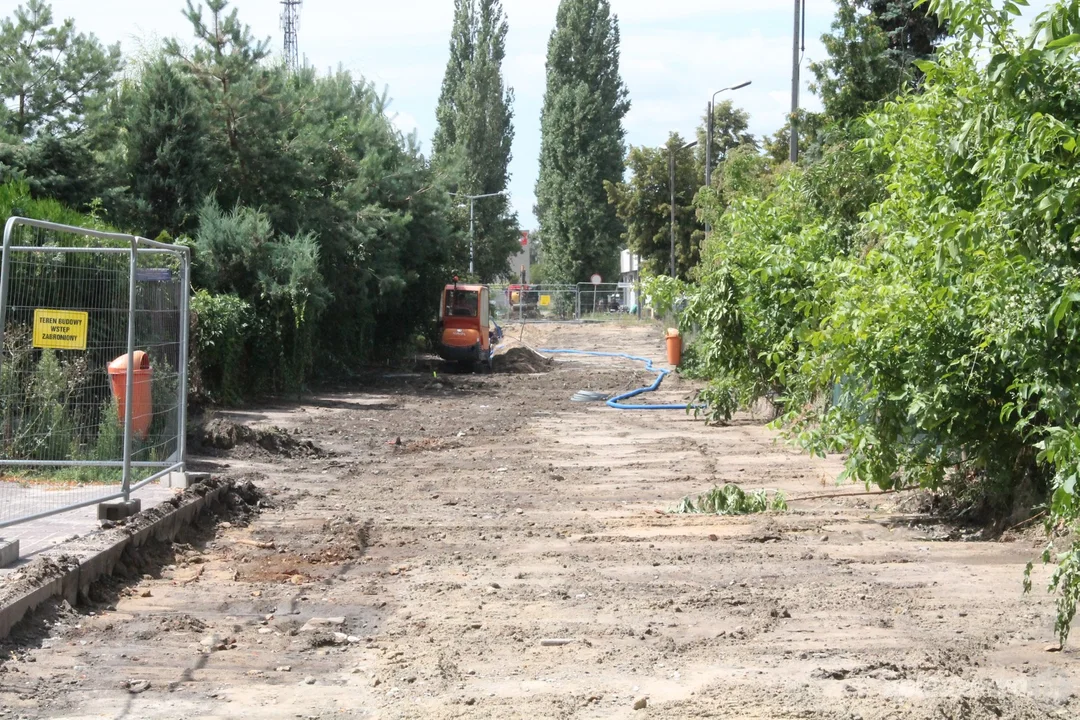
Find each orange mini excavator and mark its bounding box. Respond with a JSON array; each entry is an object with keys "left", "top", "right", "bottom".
[{"left": 437, "top": 279, "right": 503, "bottom": 371}]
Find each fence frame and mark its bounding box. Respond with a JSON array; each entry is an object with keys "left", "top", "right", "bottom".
[
  {"left": 490, "top": 283, "right": 580, "bottom": 323},
  {"left": 574, "top": 282, "right": 636, "bottom": 320},
  {"left": 489, "top": 281, "right": 645, "bottom": 325},
  {"left": 0, "top": 217, "right": 191, "bottom": 529}
]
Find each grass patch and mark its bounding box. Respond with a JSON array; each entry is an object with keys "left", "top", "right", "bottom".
[
  {"left": 1, "top": 466, "right": 125, "bottom": 488},
  {"left": 675, "top": 484, "right": 787, "bottom": 515}
]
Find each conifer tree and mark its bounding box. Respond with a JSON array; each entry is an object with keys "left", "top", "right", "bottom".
[
  {"left": 165, "top": 0, "right": 296, "bottom": 218},
  {"left": 124, "top": 57, "right": 215, "bottom": 237},
  {"left": 0, "top": 0, "right": 121, "bottom": 139}
]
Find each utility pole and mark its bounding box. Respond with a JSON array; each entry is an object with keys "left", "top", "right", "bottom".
[
  {"left": 449, "top": 191, "right": 506, "bottom": 276},
  {"left": 704, "top": 81, "right": 751, "bottom": 233},
  {"left": 469, "top": 200, "right": 475, "bottom": 275},
  {"left": 669, "top": 149, "right": 676, "bottom": 277},
  {"left": 704, "top": 103, "right": 712, "bottom": 188},
  {"left": 790, "top": 0, "right": 801, "bottom": 163},
  {"left": 281, "top": 0, "right": 303, "bottom": 72},
  {"left": 669, "top": 140, "right": 697, "bottom": 278}
]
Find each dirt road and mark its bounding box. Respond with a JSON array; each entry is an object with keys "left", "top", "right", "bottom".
[{"left": 0, "top": 322, "right": 1076, "bottom": 719}]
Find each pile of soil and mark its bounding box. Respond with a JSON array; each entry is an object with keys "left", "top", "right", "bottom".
[
  {"left": 221, "top": 476, "right": 274, "bottom": 523},
  {"left": 194, "top": 418, "right": 322, "bottom": 458},
  {"left": 493, "top": 346, "right": 554, "bottom": 374}
]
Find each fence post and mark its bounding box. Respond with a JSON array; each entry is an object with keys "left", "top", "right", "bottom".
[
  {"left": 176, "top": 250, "right": 191, "bottom": 466},
  {"left": 121, "top": 238, "right": 138, "bottom": 502},
  {"left": 0, "top": 218, "right": 15, "bottom": 385}
]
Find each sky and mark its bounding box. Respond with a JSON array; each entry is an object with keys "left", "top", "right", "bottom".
[{"left": 40, "top": 0, "right": 1056, "bottom": 229}]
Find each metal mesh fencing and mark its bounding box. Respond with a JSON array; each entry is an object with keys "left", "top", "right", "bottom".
[
  {"left": 490, "top": 284, "right": 579, "bottom": 323},
  {"left": 489, "top": 282, "right": 647, "bottom": 325},
  {"left": 575, "top": 283, "right": 638, "bottom": 320},
  {"left": 0, "top": 217, "right": 190, "bottom": 529}
]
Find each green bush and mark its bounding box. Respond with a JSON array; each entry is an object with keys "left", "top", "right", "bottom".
[
  {"left": 25, "top": 350, "right": 76, "bottom": 460},
  {"left": 0, "top": 180, "right": 113, "bottom": 230},
  {"left": 90, "top": 396, "right": 122, "bottom": 462},
  {"left": 675, "top": 139, "right": 878, "bottom": 425},
  {"left": 190, "top": 289, "right": 251, "bottom": 405},
  {"left": 679, "top": 0, "right": 1080, "bottom": 644},
  {"left": 676, "top": 484, "right": 787, "bottom": 515},
  {"left": 140, "top": 355, "right": 179, "bottom": 462}
]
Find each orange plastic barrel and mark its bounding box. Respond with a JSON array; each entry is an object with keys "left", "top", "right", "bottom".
[
  {"left": 107, "top": 351, "right": 153, "bottom": 440},
  {"left": 665, "top": 328, "right": 682, "bottom": 367}
]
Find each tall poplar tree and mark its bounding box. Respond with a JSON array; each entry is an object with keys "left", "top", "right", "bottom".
[
  {"left": 535, "top": 0, "right": 629, "bottom": 285},
  {"left": 432, "top": 0, "right": 517, "bottom": 282}
]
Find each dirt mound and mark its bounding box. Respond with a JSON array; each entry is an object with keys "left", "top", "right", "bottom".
[
  {"left": 195, "top": 418, "right": 322, "bottom": 458},
  {"left": 221, "top": 476, "right": 274, "bottom": 523},
  {"left": 494, "top": 346, "right": 554, "bottom": 374}
]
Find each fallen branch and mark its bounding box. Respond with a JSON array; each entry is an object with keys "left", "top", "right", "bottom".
[
  {"left": 1004, "top": 510, "right": 1047, "bottom": 534},
  {"left": 233, "top": 538, "right": 276, "bottom": 549},
  {"left": 176, "top": 565, "right": 204, "bottom": 586},
  {"left": 789, "top": 489, "right": 901, "bottom": 502}
]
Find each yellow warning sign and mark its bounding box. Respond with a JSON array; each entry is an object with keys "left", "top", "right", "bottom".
[
  {"left": 539, "top": 295, "right": 552, "bottom": 307},
  {"left": 33, "top": 309, "right": 88, "bottom": 350}
]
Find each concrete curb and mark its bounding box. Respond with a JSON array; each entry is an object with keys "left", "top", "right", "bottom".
[{"left": 0, "top": 479, "right": 231, "bottom": 640}]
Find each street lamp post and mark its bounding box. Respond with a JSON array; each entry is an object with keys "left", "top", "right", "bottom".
[
  {"left": 449, "top": 190, "right": 506, "bottom": 275},
  {"left": 705, "top": 81, "right": 752, "bottom": 190},
  {"left": 670, "top": 139, "right": 698, "bottom": 278}
]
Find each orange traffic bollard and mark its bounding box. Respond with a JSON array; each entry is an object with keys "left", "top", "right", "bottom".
[
  {"left": 107, "top": 351, "right": 153, "bottom": 439},
  {"left": 664, "top": 328, "right": 682, "bottom": 367}
]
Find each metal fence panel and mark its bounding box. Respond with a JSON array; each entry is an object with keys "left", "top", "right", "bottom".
[
  {"left": 575, "top": 283, "right": 637, "bottom": 320},
  {"left": 490, "top": 283, "right": 579, "bottom": 323},
  {"left": 488, "top": 282, "right": 647, "bottom": 324},
  {"left": 0, "top": 217, "right": 189, "bottom": 529}
]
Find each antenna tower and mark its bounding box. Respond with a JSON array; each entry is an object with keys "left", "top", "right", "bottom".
[{"left": 281, "top": 0, "right": 302, "bottom": 71}]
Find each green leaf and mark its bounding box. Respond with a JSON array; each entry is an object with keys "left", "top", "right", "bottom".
[
  {"left": 1063, "top": 474, "right": 1077, "bottom": 497},
  {"left": 1046, "top": 33, "right": 1080, "bottom": 49},
  {"left": 1039, "top": 192, "right": 1063, "bottom": 221},
  {"left": 987, "top": 54, "right": 1011, "bottom": 81},
  {"left": 1017, "top": 162, "right": 1040, "bottom": 181}
]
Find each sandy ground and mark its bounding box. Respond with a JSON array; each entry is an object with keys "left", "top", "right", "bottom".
[{"left": 0, "top": 322, "right": 1076, "bottom": 720}]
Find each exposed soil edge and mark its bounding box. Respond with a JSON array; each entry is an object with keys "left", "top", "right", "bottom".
[{"left": 0, "top": 476, "right": 234, "bottom": 640}]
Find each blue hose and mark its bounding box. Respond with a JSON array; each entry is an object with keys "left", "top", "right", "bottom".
[{"left": 538, "top": 348, "right": 698, "bottom": 410}]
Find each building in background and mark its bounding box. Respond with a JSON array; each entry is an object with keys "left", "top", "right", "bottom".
[
  {"left": 499, "top": 230, "right": 537, "bottom": 284},
  {"left": 620, "top": 249, "right": 641, "bottom": 310},
  {"left": 506, "top": 246, "right": 530, "bottom": 284}
]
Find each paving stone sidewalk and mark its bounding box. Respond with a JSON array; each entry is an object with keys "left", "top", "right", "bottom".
[{"left": 0, "top": 480, "right": 176, "bottom": 577}]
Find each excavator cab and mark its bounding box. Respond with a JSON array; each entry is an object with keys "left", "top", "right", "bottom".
[{"left": 437, "top": 280, "right": 501, "bottom": 370}]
